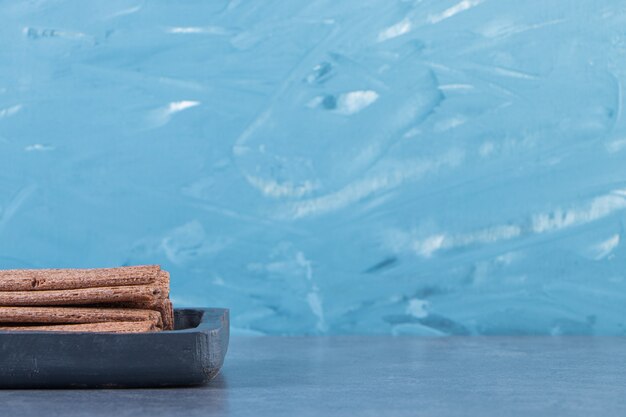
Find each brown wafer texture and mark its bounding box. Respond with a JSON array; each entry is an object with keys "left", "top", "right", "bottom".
[
  {"left": 78, "top": 271, "right": 174, "bottom": 330},
  {"left": 0, "top": 284, "right": 164, "bottom": 307},
  {"left": 0, "top": 265, "right": 161, "bottom": 291},
  {"left": 100, "top": 299, "right": 174, "bottom": 330},
  {"left": 0, "top": 321, "right": 157, "bottom": 333},
  {"left": 0, "top": 265, "right": 175, "bottom": 333},
  {"left": 0, "top": 307, "right": 163, "bottom": 329}
]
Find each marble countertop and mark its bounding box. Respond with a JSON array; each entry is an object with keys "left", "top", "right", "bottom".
[{"left": 3, "top": 336, "right": 626, "bottom": 416}]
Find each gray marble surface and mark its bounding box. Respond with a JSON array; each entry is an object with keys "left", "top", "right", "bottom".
[{"left": 2, "top": 336, "right": 626, "bottom": 416}]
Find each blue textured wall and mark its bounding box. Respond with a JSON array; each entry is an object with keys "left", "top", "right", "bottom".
[{"left": 1, "top": 0, "right": 625, "bottom": 335}]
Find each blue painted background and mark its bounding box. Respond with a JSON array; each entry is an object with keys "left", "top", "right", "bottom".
[{"left": 1, "top": 0, "right": 625, "bottom": 335}]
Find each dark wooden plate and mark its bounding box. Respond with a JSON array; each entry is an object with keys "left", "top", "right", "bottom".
[{"left": 0, "top": 308, "right": 229, "bottom": 388}]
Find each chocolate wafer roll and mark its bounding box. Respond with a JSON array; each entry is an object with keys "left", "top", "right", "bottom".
[
  {"left": 0, "top": 265, "right": 175, "bottom": 333},
  {"left": 158, "top": 299, "right": 174, "bottom": 331},
  {"left": 0, "top": 265, "right": 161, "bottom": 291},
  {"left": 0, "top": 306, "right": 163, "bottom": 329},
  {"left": 96, "top": 271, "right": 174, "bottom": 329},
  {"left": 0, "top": 321, "right": 157, "bottom": 333},
  {"left": 155, "top": 271, "right": 170, "bottom": 298},
  {"left": 104, "top": 299, "right": 174, "bottom": 330},
  {"left": 0, "top": 284, "right": 165, "bottom": 307}
]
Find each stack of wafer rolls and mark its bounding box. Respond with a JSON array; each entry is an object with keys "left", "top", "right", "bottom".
[{"left": 0, "top": 265, "right": 174, "bottom": 333}]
